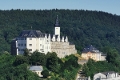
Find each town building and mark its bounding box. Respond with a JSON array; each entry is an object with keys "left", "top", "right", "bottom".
[
  {"left": 93, "top": 71, "right": 120, "bottom": 80},
  {"left": 11, "top": 16, "right": 77, "bottom": 58},
  {"left": 81, "top": 45, "right": 106, "bottom": 61},
  {"left": 29, "top": 66, "right": 43, "bottom": 77},
  {"left": 78, "top": 76, "right": 91, "bottom": 80}
]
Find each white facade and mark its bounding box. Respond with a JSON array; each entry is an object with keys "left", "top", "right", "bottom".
[
  {"left": 93, "top": 71, "right": 120, "bottom": 80},
  {"left": 55, "top": 27, "right": 60, "bottom": 36},
  {"left": 16, "top": 34, "right": 51, "bottom": 55}
]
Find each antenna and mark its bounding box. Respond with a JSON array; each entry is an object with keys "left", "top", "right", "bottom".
[
  {"left": 31, "top": 26, "right": 32, "bottom": 30},
  {"left": 55, "top": 15, "right": 59, "bottom": 27}
]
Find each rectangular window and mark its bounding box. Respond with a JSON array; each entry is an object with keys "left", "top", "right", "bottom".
[
  {"left": 40, "top": 44, "right": 42, "bottom": 46},
  {"left": 21, "top": 38, "right": 24, "bottom": 40},
  {"left": 18, "top": 49, "right": 20, "bottom": 51},
  {"left": 21, "top": 44, "right": 23, "bottom": 46},
  {"left": 29, "top": 49, "right": 32, "bottom": 51},
  {"left": 22, "top": 49, "right": 24, "bottom": 51},
  {"left": 29, "top": 44, "right": 32, "bottom": 46},
  {"left": 63, "top": 52, "right": 65, "bottom": 54},
  {"left": 24, "top": 44, "right": 26, "bottom": 46},
  {"left": 29, "top": 38, "right": 32, "bottom": 40},
  {"left": 18, "top": 44, "right": 20, "bottom": 46},
  {"left": 40, "top": 49, "right": 43, "bottom": 51}
]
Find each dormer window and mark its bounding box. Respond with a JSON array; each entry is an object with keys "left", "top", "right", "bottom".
[{"left": 24, "top": 34, "right": 27, "bottom": 36}]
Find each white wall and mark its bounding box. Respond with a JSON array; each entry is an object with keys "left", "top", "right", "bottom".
[
  {"left": 32, "top": 71, "right": 43, "bottom": 77},
  {"left": 94, "top": 73, "right": 120, "bottom": 80},
  {"left": 26, "top": 37, "right": 37, "bottom": 53},
  {"left": 40, "top": 36, "right": 51, "bottom": 54},
  {"left": 94, "top": 73, "right": 107, "bottom": 80},
  {"left": 55, "top": 27, "right": 60, "bottom": 36},
  {"left": 16, "top": 35, "right": 52, "bottom": 55}
]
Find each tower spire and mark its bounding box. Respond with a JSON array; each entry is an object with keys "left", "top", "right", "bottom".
[
  {"left": 55, "top": 15, "right": 59, "bottom": 27},
  {"left": 54, "top": 15, "right": 60, "bottom": 36},
  {"left": 31, "top": 26, "right": 32, "bottom": 30}
]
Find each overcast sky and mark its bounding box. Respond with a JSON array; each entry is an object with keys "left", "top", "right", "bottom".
[{"left": 0, "top": 0, "right": 119, "bottom": 15}]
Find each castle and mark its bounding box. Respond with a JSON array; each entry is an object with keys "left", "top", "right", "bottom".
[{"left": 11, "top": 16, "right": 77, "bottom": 58}]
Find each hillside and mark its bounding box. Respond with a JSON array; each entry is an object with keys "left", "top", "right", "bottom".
[{"left": 0, "top": 9, "right": 120, "bottom": 53}]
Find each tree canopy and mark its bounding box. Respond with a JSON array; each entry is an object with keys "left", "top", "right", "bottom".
[{"left": 0, "top": 50, "right": 81, "bottom": 80}]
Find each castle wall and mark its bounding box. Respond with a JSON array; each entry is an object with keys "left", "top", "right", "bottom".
[
  {"left": 13, "top": 35, "right": 76, "bottom": 58},
  {"left": 51, "top": 42, "right": 77, "bottom": 58}
]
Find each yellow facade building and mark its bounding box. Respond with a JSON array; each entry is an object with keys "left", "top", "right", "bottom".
[{"left": 81, "top": 45, "right": 106, "bottom": 61}]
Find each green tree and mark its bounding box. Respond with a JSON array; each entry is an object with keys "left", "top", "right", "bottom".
[
  {"left": 105, "top": 47, "right": 120, "bottom": 68},
  {"left": 13, "top": 56, "right": 29, "bottom": 66},
  {"left": 46, "top": 52, "right": 60, "bottom": 73},
  {"left": 41, "top": 70, "right": 49, "bottom": 78},
  {"left": 64, "top": 54, "right": 79, "bottom": 69},
  {"left": 24, "top": 48, "right": 30, "bottom": 56},
  {"left": 30, "top": 51, "right": 46, "bottom": 66},
  {"left": 0, "top": 53, "right": 40, "bottom": 80}
]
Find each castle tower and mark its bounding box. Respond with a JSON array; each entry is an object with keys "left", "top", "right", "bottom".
[{"left": 55, "top": 15, "right": 60, "bottom": 37}]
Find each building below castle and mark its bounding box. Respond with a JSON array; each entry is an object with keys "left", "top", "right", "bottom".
[
  {"left": 11, "top": 16, "right": 77, "bottom": 58},
  {"left": 81, "top": 45, "right": 106, "bottom": 61},
  {"left": 93, "top": 71, "right": 120, "bottom": 80}
]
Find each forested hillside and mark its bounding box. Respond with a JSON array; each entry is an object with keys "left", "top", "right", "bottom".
[{"left": 0, "top": 9, "right": 120, "bottom": 53}]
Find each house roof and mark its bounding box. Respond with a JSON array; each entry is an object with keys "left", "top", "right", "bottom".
[
  {"left": 101, "top": 71, "right": 115, "bottom": 75},
  {"left": 101, "top": 53, "right": 107, "bottom": 56},
  {"left": 29, "top": 66, "right": 43, "bottom": 71},
  {"left": 82, "top": 45, "right": 100, "bottom": 53},
  {"left": 94, "top": 71, "right": 116, "bottom": 75},
  {"left": 18, "top": 30, "right": 45, "bottom": 38}
]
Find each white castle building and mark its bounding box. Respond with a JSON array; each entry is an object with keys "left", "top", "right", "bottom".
[{"left": 11, "top": 16, "right": 77, "bottom": 58}]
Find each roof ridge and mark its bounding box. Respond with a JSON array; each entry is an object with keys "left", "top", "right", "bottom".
[{"left": 18, "top": 30, "right": 44, "bottom": 38}]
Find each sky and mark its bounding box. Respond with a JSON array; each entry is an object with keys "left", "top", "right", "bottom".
[{"left": 0, "top": 0, "right": 120, "bottom": 15}]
